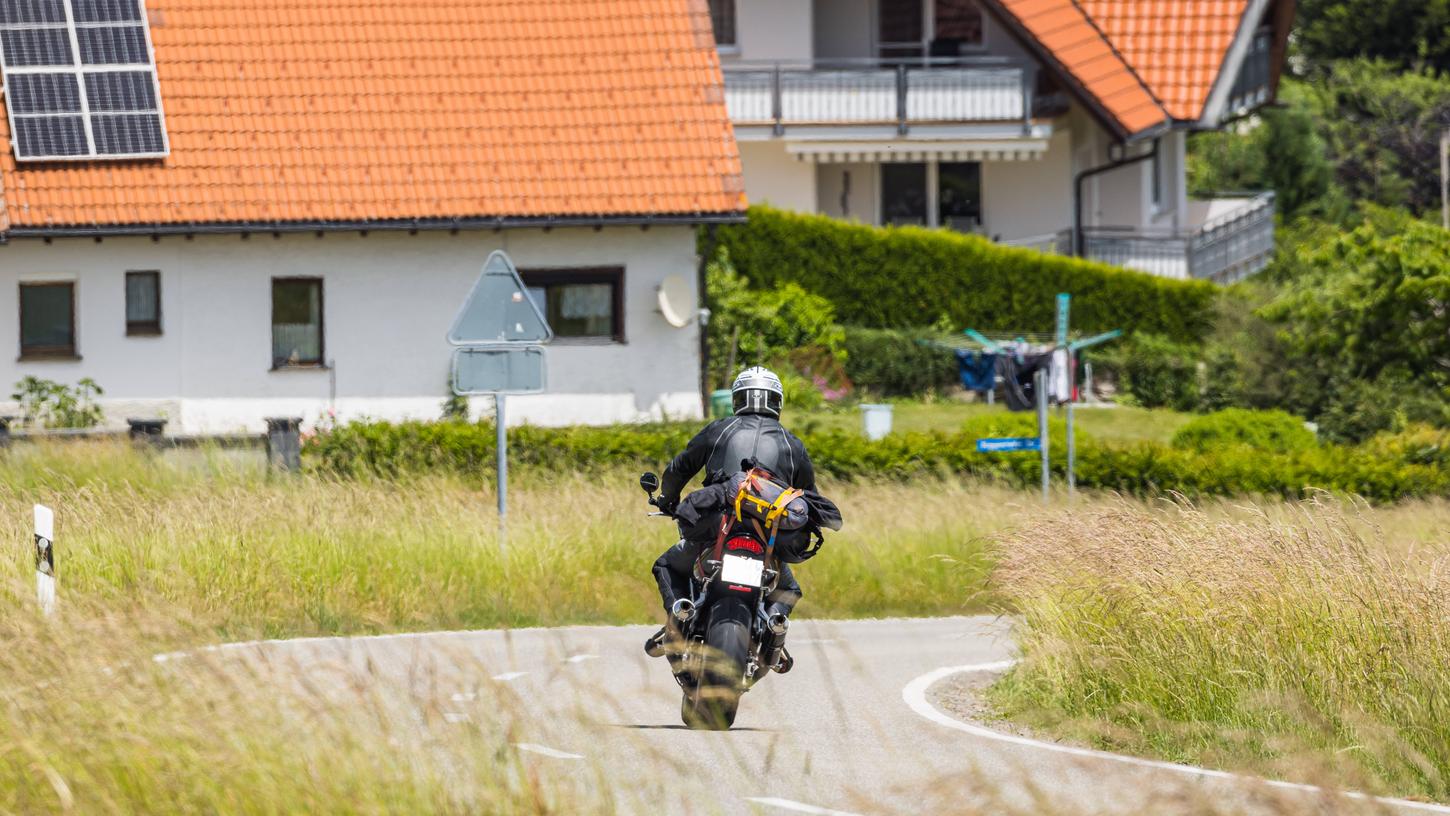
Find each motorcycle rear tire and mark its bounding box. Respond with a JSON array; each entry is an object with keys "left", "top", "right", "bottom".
[{"left": 684, "top": 603, "right": 749, "bottom": 730}]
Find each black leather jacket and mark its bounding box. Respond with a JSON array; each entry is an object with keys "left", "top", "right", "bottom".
[{"left": 658, "top": 413, "right": 817, "bottom": 509}]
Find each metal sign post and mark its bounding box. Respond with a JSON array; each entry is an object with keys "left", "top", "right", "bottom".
[
  {"left": 448, "top": 251, "right": 553, "bottom": 547},
  {"left": 1035, "top": 368, "right": 1049, "bottom": 503}
]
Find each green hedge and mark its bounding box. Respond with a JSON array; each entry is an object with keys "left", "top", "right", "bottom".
[
  {"left": 714, "top": 206, "right": 1218, "bottom": 344},
  {"left": 306, "top": 419, "right": 1450, "bottom": 504},
  {"left": 1171, "top": 408, "right": 1318, "bottom": 453}
]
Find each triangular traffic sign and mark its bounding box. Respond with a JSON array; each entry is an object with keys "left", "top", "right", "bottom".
[{"left": 447, "top": 250, "right": 553, "bottom": 345}]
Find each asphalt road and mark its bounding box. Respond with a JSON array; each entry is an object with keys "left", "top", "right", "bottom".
[{"left": 221, "top": 616, "right": 1450, "bottom": 816}]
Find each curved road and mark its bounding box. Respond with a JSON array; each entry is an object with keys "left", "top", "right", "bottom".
[{"left": 221, "top": 616, "right": 1446, "bottom": 816}]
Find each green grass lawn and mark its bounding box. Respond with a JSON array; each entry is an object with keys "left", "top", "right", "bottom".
[{"left": 794, "top": 400, "right": 1194, "bottom": 445}]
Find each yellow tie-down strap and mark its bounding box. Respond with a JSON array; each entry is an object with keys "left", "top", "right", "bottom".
[{"left": 733, "top": 473, "right": 803, "bottom": 533}]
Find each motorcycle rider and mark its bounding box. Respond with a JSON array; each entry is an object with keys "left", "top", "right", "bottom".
[{"left": 644, "top": 366, "right": 817, "bottom": 666}]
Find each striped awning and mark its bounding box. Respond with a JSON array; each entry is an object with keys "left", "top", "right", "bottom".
[{"left": 786, "top": 140, "right": 1049, "bottom": 163}]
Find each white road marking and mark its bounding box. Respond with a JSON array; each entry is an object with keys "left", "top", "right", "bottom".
[
  {"left": 450, "top": 692, "right": 477, "bottom": 702},
  {"left": 514, "top": 743, "right": 584, "bottom": 760},
  {"left": 443, "top": 712, "right": 471, "bottom": 724},
  {"left": 564, "top": 654, "right": 598, "bottom": 664},
  {"left": 744, "top": 796, "right": 862, "bottom": 816},
  {"left": 903, "top": 663, "right": 1450, "bottom": 815},
  {"left": 491, "top": 671, "right": 529, "bottom": 682}
]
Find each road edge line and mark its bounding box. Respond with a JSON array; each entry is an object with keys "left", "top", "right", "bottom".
[{"left": 902, "top": 663, "right": 1450, "bottom": 815}]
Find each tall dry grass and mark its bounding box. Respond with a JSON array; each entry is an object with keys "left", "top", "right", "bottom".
[
  {"left": 0, "top": 585, "right": 595, "bottom": 815},
  {"left": 0, "top": 442, "right": 1004, "bottom": 640},
  {"left": 989, "top": 496, "right": 1450, "bottom": 801}
]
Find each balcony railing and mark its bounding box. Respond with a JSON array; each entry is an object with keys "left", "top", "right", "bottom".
[
  {"left": 1002, "top": 192, "right": 1277, "bottom": 284},
  {"left": 722, "top": 57, "right": 1037, "bottom": 135},
  {"left": 1224, "top": 27, "right": 1274, "bottom": 119}
]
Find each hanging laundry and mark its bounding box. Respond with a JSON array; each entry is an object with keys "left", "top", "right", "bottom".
[
  {"left": 997, "top": 351, "right": 1051, "bottom": 411},
  {"left": 955, "top": 350, "right": 997, "bottom": 393},
  {"left": 1049, "top": 348, "right": 1072, "bottom": 404}
]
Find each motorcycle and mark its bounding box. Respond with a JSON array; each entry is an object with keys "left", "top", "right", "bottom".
[{"left": 638, "top": 471, "right": 794, "bottom": 731}]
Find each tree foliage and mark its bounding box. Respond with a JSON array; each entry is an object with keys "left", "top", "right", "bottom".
[
  {"left": 1258, "top": 209, "right": 1450, "bottom": 440},
  {"left": 1300, "top": 61, "right": 1450, "bottom": 214},
  {"left": 1295, "top": 0, "right": 1450, "bottom": 73}
]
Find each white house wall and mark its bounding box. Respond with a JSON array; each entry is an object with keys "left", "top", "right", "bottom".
[
  {"left": 0, "top": 226, "right": 702, "bottom": 433},
  {"left": 739, "top": 142, "right": 819, "bottom": 212},
  {"left": 980, "top": 127, "right": 1074, "bottom": 241},
  {"left": 817, "top": 162, "right": 880, "bottom": 223}
]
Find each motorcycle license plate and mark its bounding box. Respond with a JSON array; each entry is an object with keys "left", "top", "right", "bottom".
[{"left": 720, "top": 554, "right": 764, "bottom": 588}]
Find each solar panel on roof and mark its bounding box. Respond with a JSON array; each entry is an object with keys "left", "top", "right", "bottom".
[{"left": 0, "top": 0, "right": 168, "bottom": 161}]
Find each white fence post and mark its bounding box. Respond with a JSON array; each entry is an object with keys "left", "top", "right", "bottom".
[{"left": 34, "top": 505, "right": 54, "bottom": 616}]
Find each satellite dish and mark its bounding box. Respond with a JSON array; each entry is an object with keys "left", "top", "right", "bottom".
[{"left": 657, "top": 274, "right": 693, "bottom": 328}]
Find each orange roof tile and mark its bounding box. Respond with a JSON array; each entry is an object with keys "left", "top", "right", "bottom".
[
  {"left": 994, "top": 0, "right": 1167, "bottom": 136},
  {"left": 1077, "top": 0, "right": 1253, "bottom": 121},
  {"left": 0, "top": 0, "right": 746, "bottom": 232}
]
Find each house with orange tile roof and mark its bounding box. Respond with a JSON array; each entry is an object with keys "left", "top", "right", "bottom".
[
  {"left": 0, "top": 0, "right": 744, "bottom": 432},
  {"left": 711, "top": 0, "right": 1292, "bottom": 282}
]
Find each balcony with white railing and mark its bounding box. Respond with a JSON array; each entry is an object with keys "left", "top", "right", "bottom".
[
  {"left": 722, "top": 57, "right": 1046, "bottom": 136},
  {"left": 1002, "top": 192, "right": 1277, "bottom": 284}
]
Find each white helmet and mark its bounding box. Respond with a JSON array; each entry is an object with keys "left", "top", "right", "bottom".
[{"left": 732, "top": 366, "right": 784, "bottom": 418}]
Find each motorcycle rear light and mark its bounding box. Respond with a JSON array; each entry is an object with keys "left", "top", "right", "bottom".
[{"left": 725, "top": 536, "right": 763, "bottom": 555}]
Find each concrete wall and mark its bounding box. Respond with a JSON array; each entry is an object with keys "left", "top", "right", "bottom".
[
  {"left": 722, "top": 0, "right": 813, "bottom": 63},
  {"left": 0, "top": 226, "right": 703, "bottom": 433},
  {"left": 739, "top": 142, "right": 819, "bottom": 212}
]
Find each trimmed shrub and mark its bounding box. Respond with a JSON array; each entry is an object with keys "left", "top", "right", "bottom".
[
  {"left": 306, "top": 419, "right": 1450, "bottom": 503},
  {"left": 1171, "top": 409, "right": 1317, "bottom": 454},
  {"left": 1094, "top": 333, "right": 1201, "bottom": 411},
  {"left": 843, "top": 327, "right": 956, "bottom": 397},
  {"left": 714, "top": 206, "right": 1217, "bottom": 343}
]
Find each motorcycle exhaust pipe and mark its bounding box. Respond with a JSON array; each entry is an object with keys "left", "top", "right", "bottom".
[
  {"left": 761, "top": 613, "right": 789, "bottom": 672},
  {"left": 671, "top": 598, "right": 696, "bottom": 624}
]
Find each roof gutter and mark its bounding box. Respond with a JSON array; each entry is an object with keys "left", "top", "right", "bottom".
[{"left": 0, "top": 211, "right": 748, "bottom": 242}]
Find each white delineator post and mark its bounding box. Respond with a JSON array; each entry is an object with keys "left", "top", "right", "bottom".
[{"left": 34, "top": 504, "right": 55, "bottom": 616}]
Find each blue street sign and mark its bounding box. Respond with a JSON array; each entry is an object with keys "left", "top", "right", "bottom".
[{"left": 977, "top": 437, "right": 1042, "bottom": 453}]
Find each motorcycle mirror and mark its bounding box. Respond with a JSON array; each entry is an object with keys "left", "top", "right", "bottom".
[{"left": 639, "top": 472, "right": 660, "bottom": 494}]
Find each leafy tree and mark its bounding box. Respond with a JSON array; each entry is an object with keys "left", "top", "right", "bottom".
[
  {"left": 1188, "top": 83, "right": 1337, "bottom": 220},
  {"left": 1258, "top": 208, "right": 1450, "bottom": 439},
  {"left": 1300, "top": 61, "right": 1450, "bottom": 214},
  {"left": 1295, "top": 0, "right": 1450, "bottom": 73}
]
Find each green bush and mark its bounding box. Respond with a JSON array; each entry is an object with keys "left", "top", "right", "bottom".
[
  {"left": 12, "top": 376, "right": 105, "bottom": 429},
  {"left": 1092, "top": 334, "right": 1200, "bottom": 411},
  {"left": 842, "top": 327, "right": 956, "bottom": 397},
  {"left": 715, "top": 206, "right": 1217, "bottom": 344},
  {"left": 1362, "top": 424, "right": 1450, "bottom": 469},
  {"left": 705, "top": 246, "right": 848, "bottom": 400},
  {"left": 306, "top": 419, "right": 1450, "bottom": 504},
  {"left": 1171, "top": 409, "right": 1317, "bottom": 454}
]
